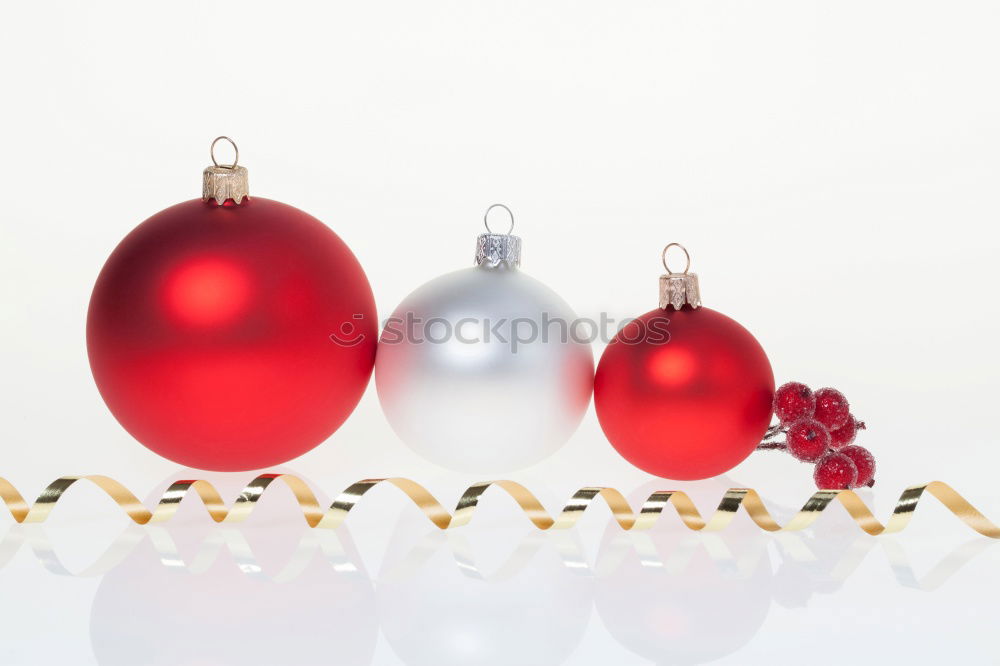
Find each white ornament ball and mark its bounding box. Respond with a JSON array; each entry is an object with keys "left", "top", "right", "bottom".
[{"left": 375, "top": 231, "right": 593, "bottom": 473}]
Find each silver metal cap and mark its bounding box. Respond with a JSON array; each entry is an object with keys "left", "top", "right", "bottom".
[
  {"left": 475, "top": 233, "right": 522, "bottom": 268},
  {"left": 201, "top": 137, "right": 249, "bottom": 205},
  {"left": 474, "top": 204, "right": 522, "bottom": 269},
  {"left": 658, "top": 243, "right": 702, "bottom": 310}
]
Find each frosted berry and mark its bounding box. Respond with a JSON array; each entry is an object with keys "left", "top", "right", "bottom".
[
  {"left": 813, "top": 452, "right": 858, "bottom": 489},
  {"left": 786, "top": 418, "right": 831, "bottom": 462},
  {"left": 814, "top": 388, "right": 850, "bottom": 430},
  {"left": 839, "top": 445, "right": 876, "bottom": 486},
  {"left": 829, "top": 415, "right": 864, "bottom": 449},
  {"left": 774, "top": 382, "right": 816, "bottom": 425}
]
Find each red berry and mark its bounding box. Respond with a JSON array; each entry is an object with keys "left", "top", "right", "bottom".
[
  {"left": 829, "top": 415, "right": 864, "bottom": 449},
  {"left": 839, "top": 445, "right": 876, "bottom": 487},
  {"left": 814, "top": 388, "right": 850, "bottom": 430},
  {"left": 774, "top": 381, "right": 816, "bottom": 425},
  {"left": 786, "top": 418, "right": 831, "bottom": 462},
  {"left": 813, "top": 452, "right": 858, "bottom": 489}
]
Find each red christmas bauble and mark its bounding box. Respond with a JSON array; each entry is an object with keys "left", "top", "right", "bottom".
[
  {"left": 87, "top": 197, "right": 377, "bottom": 471},
  {"left": 595, "top": 306, "right": 774, "bottom": 480}
]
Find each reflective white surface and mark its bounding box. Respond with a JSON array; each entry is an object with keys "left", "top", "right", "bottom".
[{"left": 1, "top": 474, "right": 997, "bottom": 665}]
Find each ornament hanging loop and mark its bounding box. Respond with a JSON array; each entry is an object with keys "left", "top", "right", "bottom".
[
  {"left": 210, "top": 136, "right": 239, "bottom": 169},
  {"left": 203, "top": 136, "right": 249, "bottom": 205},
  {"left": 475, "top": 203, "right": 521, "bottom": 268},
  {"left": 659, "top": 241, "right": 701, "bottom": 310},
  {"left": 483, "top": 203, "right": 515, "bottom": 235},
  {"left": 661, "top": 242, "right": 691, "bottom": 274}
]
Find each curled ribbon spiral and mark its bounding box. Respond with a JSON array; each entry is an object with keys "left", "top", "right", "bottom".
[
  {"left": 1, "top": 475, "right": 998, "bottom": 537},
  {"left": 2, "top": 523, "right": 993, "bottom": 589}
]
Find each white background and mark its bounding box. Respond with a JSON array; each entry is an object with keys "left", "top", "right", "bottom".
[{"left": 1, "top": 1, "right": 999, "bottom": 664}]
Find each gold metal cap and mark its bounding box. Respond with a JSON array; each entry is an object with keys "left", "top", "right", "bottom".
[
  {"left": 202, "top": 136, "right": 249, "bottom": 205},
  {"left": 658, "top": 243, "right": 702, "bottom": 310}
]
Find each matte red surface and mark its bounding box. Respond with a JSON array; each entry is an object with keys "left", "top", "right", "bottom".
[
  {"left": 87, "top": 197, "right": 377, "bottom": 471},
  {"left": 594, "top": 306, "right": 774, "bottom": 480}
]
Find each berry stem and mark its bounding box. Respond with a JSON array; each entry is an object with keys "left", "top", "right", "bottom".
[
  {"left": 756, "top": 440, "right": 788, "bottom": 451},
  {"left": 764, "top": 424, "right": 784, "bottom": 438},
  {"left": 757, "top": 423, "right": 788, "bottom": 450}
]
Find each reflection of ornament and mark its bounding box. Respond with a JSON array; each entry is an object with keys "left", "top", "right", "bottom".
[
  {"left": 376, "top": 512, "right": 592, "bottom": 665},
  {"left": 595, "top": 479, "right": 772, "bottom": 665},
  {"left": 90, "top": 540, "right": 377, "bottom": 666},
  {"left": 375, "top": 205, "right": 593, "bottom": 473},
  {"left": 89, "top": 472, "right": 378, "bottom": 666},
  {"left": 594, "top": 243, "right": 774, "bottom": 480},
  {"left": 87, "top": 138, "right": 376, "bottom": 471},
  {"left": 595, "top": 545, "right": 769, "bottom": 665},
  {"left": 771, "top": 531, "right": 862, "bottom": 608}
]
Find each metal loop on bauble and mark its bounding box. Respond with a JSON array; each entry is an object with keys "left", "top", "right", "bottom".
[
  {"left": 661, "top": 242, "right": 691, "bottom": 274},
  {"left": 210, "top": 136, "right": 239, "bottom": 169},
  {"left": 483, "top": 203, "right": 515, "bottom": 235}
]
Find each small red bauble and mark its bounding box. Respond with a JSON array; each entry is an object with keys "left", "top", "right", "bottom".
[
  {"left": 87, "top": 140, "right": 377, "bottom": 471},
  {"left": 594, "top": 244, "right": 774, "bottom": 480}
]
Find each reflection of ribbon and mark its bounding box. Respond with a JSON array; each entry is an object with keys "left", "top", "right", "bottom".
[
  {"left": 1, "top": 523, "right": 993, "bottom": 592},
  {"left": 2, "top": 475, "right": 998, "bottom": 536},
  {"left": 1, "top": 525, "right": 361, "bottom": 581}
]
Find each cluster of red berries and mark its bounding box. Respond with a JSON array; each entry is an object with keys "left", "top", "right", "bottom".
[{"left": 764, "top": 382, "right": 876, "bottom": 490}]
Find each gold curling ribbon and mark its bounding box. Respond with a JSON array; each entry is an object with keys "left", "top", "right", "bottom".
[{"left": 1, "top": 475, "right": 998, "bottom": 537}]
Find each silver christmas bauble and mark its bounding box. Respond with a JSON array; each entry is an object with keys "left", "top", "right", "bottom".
[{"left": 375, "top": 208, "right": 593, "bottom": 473}]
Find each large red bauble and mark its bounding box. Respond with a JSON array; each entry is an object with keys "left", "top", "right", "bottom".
[
  {"left": 594, "top": 306, "right": 774, "bottom": 480},
  {"left": 87, "top": 197, "right": 377, "bottom": 471}
]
